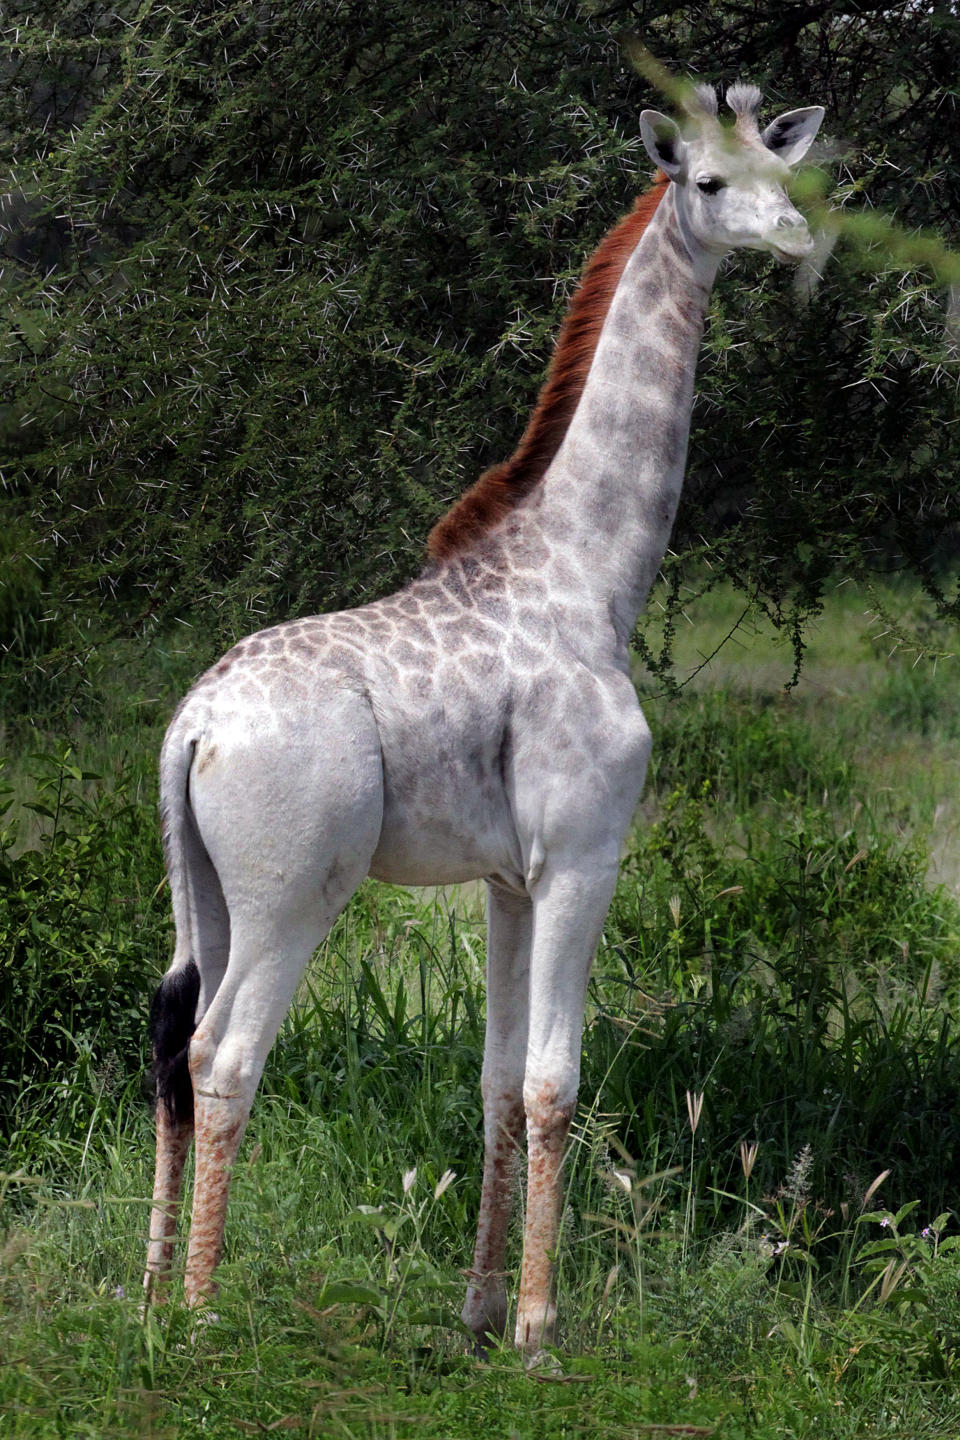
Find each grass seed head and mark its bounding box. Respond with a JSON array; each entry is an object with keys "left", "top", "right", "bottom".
[
  {"left": 862, "top": 1168, "right": 891, "bottom": 1209},
  {"left": 433, "top": 1168, "right": 456, "bottom": 1199},
  {"left": 781, "top": 1144, "right": 814, "bottom": 1205}
]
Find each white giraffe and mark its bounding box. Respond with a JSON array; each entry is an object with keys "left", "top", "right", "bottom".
[{"left": 143, "top": 83, "right": 823, "bottom": 1355}]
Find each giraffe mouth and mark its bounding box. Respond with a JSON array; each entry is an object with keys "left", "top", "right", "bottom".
[{"left": 769, "top": 238, "right": 813, "bottom": 265}]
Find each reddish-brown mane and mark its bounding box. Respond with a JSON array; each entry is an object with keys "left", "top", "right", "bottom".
[{"left": 427, "top": 173, "right": 670, "bottom": 562}]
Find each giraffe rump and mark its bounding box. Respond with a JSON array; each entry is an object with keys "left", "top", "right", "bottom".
[
  {"left": 426, "top": 173, "right": 670, "bottom": 561},
  {"left": 148, "top": 959, "right": 200, "bottom": 1125}
]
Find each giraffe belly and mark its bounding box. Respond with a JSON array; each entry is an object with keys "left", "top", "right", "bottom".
[
  {"left": 369, "top": 773, "right": 520, "bottom": 888},
  {"left": 369, "top": 817, "right": 519, "bottom": 888},
  {"left": 368, "top": 853, "right": 497, "bottom": 886}
]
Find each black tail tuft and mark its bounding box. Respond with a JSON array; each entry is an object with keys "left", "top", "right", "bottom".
[{"left": 148, "top": 960, "right": 201, "bottom": 1126}]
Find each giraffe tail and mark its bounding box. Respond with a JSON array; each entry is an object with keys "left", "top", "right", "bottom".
[
  {"left": 148, "top": 728, "right": 206, "bottom": 1126},
  {"left": 148, "top": 960, "right": 200, "bottom": 1125}
]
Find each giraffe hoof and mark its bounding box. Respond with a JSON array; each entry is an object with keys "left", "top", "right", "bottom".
[
  {"left": 465, "top": 1325, "right": 504, "bottom": 1361},
  {"left": 189, "top": 1307, "right": 221, "bottom": 1347},
  {"left": 524, "top": 1347, "right": 564, "bottom": 1376}
]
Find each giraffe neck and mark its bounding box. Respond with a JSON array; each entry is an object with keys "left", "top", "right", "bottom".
[{"left": 534, "top": 184, "right": 722, "bottom": 655}]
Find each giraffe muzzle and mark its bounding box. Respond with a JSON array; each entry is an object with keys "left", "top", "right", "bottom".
[{"left": 768, "top": 212, "right": 814, "bottom": 263}]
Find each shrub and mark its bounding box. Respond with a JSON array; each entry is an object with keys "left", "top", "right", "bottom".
[{"left": 0, "top": 752, "right": 167, "bottom": 1159}]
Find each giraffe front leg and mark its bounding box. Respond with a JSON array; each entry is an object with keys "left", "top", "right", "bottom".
[
  {"left": 514, "top": 857, "right": 620, "bottom": 1357},
  {"left": 462, "top": 882, "right": 531, "bottom": 1348}
]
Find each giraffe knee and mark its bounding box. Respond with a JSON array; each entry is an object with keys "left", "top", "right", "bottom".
[
  {"left": 481, "top": 1064, "right": 525, "bottom": 1111},
  {"left": 189, "top": 1032, "right": 259, "bottom": 1118}
]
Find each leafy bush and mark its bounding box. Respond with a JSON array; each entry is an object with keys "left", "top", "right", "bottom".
[
  {"left": 2, "top": 0, "right": 958, "bottom": 708},
  {"left": 877, "top": 664, "right": 960, "bottom": 741},
  {"left": 646, "top": 689, "right": 855, "bottom": 808},
  {"left": 0, "top": 752, "right": 167, "bottom": 1158},
  {"left": 0, "top": 522, "right": 43, "bottom": 653},
  {"left": 0, "top": 522, "right": 48, "bottom": 718},
  {"left": 591, "top": 768, "right": 960, "bottom": 1230}
]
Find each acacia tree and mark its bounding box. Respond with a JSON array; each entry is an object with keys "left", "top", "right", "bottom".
[{"left": 1, "top": 0, "right": 957, "bottom": 704}]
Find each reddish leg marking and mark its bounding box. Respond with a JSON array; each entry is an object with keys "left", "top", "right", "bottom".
[
  {"left": 183, "top": 1097, "right": 248, "bottom": 1308},
  {"left": 463, "top": 1093, "right": 526, "bottom": 1342},
  {"left": 515, "top": 1092, "right": 575, "bottom": 1353},
  {"left": 143, "top": 1105, "right": 193, "bottom": 1302}
]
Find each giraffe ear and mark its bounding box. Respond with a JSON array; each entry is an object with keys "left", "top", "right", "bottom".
[
  {"left": 761, "top": 106, "right": 824, "bottom": 166},
  {"left": 639, "top": 111, "right": 686, "bottom": 179}
]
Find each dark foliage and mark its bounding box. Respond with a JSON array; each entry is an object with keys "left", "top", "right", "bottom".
[
  {"left": 594, "top": 761, "right": 960, "bottom": 1228},
  {"left": 1, "top": 1, "right": 958, "bottom": 701},
  {"left": 0, "top": 753, "right": 167, "bottom": 1145}
]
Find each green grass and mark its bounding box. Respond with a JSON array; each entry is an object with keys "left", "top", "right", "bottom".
[
  {"left": 2, "top": 578, "right": 960, "bottom": 1436},
  {"left": 3, "top": 1073, "right": 960, "bottom": 1437},
  {"left": 638, "top": 576, "right": 960, "bottom": 892}
]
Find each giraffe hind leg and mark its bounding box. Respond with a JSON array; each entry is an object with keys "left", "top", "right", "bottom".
[
  {"left": 182, "top": 859, "right": 377, "bottom": 1308},
  {"left": 144, "top": 781, "right": 231, "bottom": 1302},
  {"left": 144, "top": 962, "right": 200, "bottom": 1301},
  {"left": 180, "top": 694, "right": 384, "bottom": 1308}
]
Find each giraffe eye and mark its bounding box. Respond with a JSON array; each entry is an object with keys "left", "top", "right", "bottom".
[{"left": 697, "top": 177, "right": 727, "bottom": 195}]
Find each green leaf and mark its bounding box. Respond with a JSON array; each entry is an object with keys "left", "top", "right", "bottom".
[
  {"left": 316, "top": 1280, "right": 383, "bottom": 1308},
  {"left": 345, "top": 1206, "right": 386, "bottom": 1226}
]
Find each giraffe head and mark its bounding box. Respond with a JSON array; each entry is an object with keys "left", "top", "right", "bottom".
[{"left": 639, "top": 83, "right": 824, "bottom": 263}]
